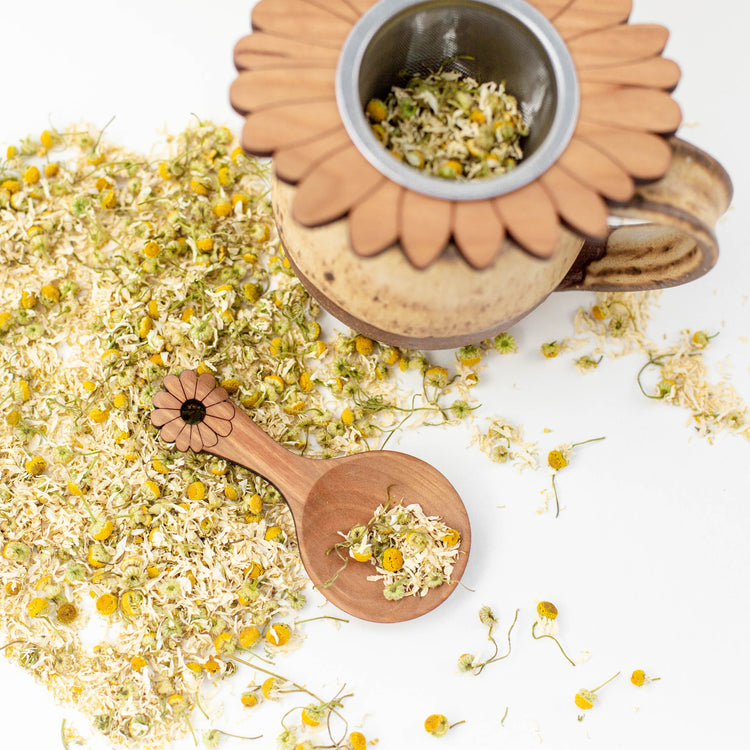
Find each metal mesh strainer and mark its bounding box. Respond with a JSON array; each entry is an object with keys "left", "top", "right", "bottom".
[{"left": 336, "top": 0, "right": 579, "bottom": 201}]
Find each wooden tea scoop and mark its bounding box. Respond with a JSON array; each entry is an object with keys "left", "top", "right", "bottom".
[{"left": 150, "top": 370, "right": 471, "bottom": 623}]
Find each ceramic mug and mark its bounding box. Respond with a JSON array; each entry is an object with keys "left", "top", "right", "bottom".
[
  {"left": 232, "top": 0, "right": 733, "bottom": 349},
  {"left": 274, "top": 137, "right": 732, "bottom": 349}
]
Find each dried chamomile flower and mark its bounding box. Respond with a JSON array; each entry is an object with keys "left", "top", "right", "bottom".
[
  {"left": 691, "top": 330, "right": 718, "bottom": 349},
  {"left": 459, "top": 607, "right": 519, "bottom": 675},
  {"left": 348, "top": 731, "right": 368, "bottom": 750},
  {"left": 541, "top": 341, "right": 562, "bottom": 358},
  {"left": 493, "top": 332, "right": 516, "bottom": 354},
  {"left": 574, "top": 355, "right": 602, "bottom": 373},
  {"left": 574, "top": 671, "right": 620, "bottom": 710},
  {"left": 56, "top": 602, "right": 79, "bottom": 625},
  {"left": 424, "top": 713, "right": 464, "bottom": 737},
  {"left": 536, "top": 600, "right": 558, "bottom": 620},
  {"left": 366, "top": 69, "right": 528, "bottom": 181},
  {"left": 478, "top": 605, "right": 498, "bottom": 632},
  {"left": 547, "top": 436, "right": 605, "bottom": 517},
  {"left": 457, "top": 345, "right": 482, "bottom": 367},
  {"left": 532, "top": 600, "right": 576, "bottom": 666},
  {"left": 630, "top": 668, "right": 660, "bottom": 687},
  {"left": 330, "top": 495, "right": 460, "bottom": 599}
]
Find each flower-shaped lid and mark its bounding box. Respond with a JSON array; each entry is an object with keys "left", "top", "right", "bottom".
[{"left": 230, "top": 0, "right": 681, "bottom": 268}]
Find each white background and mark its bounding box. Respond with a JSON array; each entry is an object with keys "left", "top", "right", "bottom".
[{"left": 1, "top": 1, "right": 749, "bottom": 749}]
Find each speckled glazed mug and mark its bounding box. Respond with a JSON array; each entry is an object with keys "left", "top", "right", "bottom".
[{"left": 273, "top": 137, "right": 732, "bottom": 349}]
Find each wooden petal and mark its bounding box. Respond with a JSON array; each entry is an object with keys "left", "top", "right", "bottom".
[
  {"left": 150, "top": 408, "right": 181, "bottom": 428},
  {"left": 579, "top": 57, "right": 681, "bottom": 89},
  {"left": 234, "top": 51, "right": 338, "bottom": 71},
  {"left": 204, "top": 387, "right": 230, "bottom": 408},
  {"left": 274, "top": 127, "right": 352, "bottom": 183},
  {"left": 205, "top": 400, "right": 235, "bottom": 420},
  {"left": 252, "top": 0, "right": 353, "bottom": 48},
  {"left": 230, "top": 68, "right": 335, "bottom": 113},
  {"left": 195, "top": 373, "right": 217, "bottom": 401},
  {"left": 557, "top": 138, "right": 634, "bottom": 202},
  {"left": 300, "top": 0, "right": 360, "bottom": 23},
  {"left": 574, "top": 122, "right": 673, "bottom": 179},
  {"left": 161, "top": 418, "right": 188, "bottom": 445},
  {"left": 234, "top": 32, "right": 341, "bottom": 66},
  {"left": 197, "top": 422, "right": 219, "bottom": 449},
  {"left": 569, "top": 24, "right": 669, "bottom": 68},
  {"left": 452, "top": 200, "right": 506, "bottom": 269},
  {"left": 179, "top": 370, "right": 198, "bottom": 400},
  {"left": 579, "top": 81, "right": 621, "bottom": 98},
  {"left": 399, "top": 192, "right": 453, "bottom": 269},
  {"left": 152, "top": 390, "right": 181, "bottom": 410},
  {"left": 204, "top": 414, "right": 233, "bottom": 438},
  {"left": 293, "top": 144, "right": 386, "bottom": 226},
  {"left": 162, "top": 373, "right": 186, "bottom": 401},
  {"left": 175, "top": 425, "right": 192, "bottom": 453},
  {"left": 189, "top": 425, "right": 203, "bottom": 453},
  {"left": 241, "top": 101, "right": 342, "bottom": 154},
  {"left": 580, "top": 87, "right": 682, "bottom": 133},
  {"left": 494, "top": 183, "right": 560, "bottom": 258},
  {"left": 349, "top": 179, "right": 404, "bottom": 257},
  {"left": 553, "top": 0, "right": 632, "bottom": 39},
  {"left": 539, "top": 164, "right": 609, "bottom": 238},
  {"left": 525, "top": 0, "right": 570, "bottom": 20}
]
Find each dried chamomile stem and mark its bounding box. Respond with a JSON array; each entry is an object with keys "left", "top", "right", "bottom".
[
  {"left": 531, "top": 601, "right": 577, "bottom": 667},
  {"left": 630, "top": 668, "right": 660, "bottom": 686},
  {"left": 458, "top": 606, "right": 519, "bottom": 675},
  {"left": 574, "top": 671, "right": 620, "bottom": 711},
  {"left": 366, "top": 69, "right": 528, "bottom": 181},
  {"left": 202, "top": 728, "right": 262, "bottom": 746},
  {"left": 424, "top": 714, "right": 465, "bottom": 737},
  {"left": 635, "top": 331, "right": 749, "bottom": 441},
  {"left": 232, "top": 654, "right": 356, "bottom": 749},
  {"left": 547, "top": 436, "right": 605, "bottom": 518}
]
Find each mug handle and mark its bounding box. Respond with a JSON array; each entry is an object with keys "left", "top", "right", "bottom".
[{"left": 557, "top": 138, "right": 733, "bottom": 292}]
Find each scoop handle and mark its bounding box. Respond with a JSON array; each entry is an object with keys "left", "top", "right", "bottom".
[{"left": 150, "top": 371, "right": 326, "bottom": 515}]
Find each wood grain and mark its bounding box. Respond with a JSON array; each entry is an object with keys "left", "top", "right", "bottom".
[
  {"left": 292, "top": 143, "right": 386, "bottom": 226},
  {"left": 274, "top": 127, "right": 352, "bottom": 183},
  {"left": 568, "top": 24, "right": 669, "bottom": 68},
  {"left": 526, "top": 0, "right": 571, "bottom": 20},
  {"left": 453, "top": 199, "right": 507, "bottom": 269},
  {"left": 349, "top": 179, "right": 404, "bottom": 257},
  {"left": 234, "top": 32, "right": 341, "bottom": 65},
  {"left": 574, "top": 122, "right": 673, "bottom": 179},
  {"left": 299, "top": 0, "right": 360, "bottom": 23},
  {"left": 151, "top": 371, "right": 471, "bottom": 623},
  {"left": 579, "top": 57, "right": 680, "bottom": 89},
  {"left": 252, "top": 0, "right": 354, "bottom": 47},
  {"left": 230, "top": 68, "right": 335, "bottom": 113},
  {"left": 557, "top": 138, "right": 635, "bottom": 202},
  {"left": 579, "top": 87, "right": 682, "bottom": 133},
  {"left": 553, "top": 0, "right": 632, "bottom": 39},
  {"left": 234, "top": 51, "right": 338, "bottom": 71},
  {"left": 540, "top": 164, "right": 609, "bottom": 238},
  {"left": 494, "top": 182, "right": 560, "bottom": 258},
  {"left": 399, "top": 192, "right": 453, "bottom": 269},
  {"left": 345, "top": 0, "right": 380, "bottom": 15},
  {"left": 241, "top": 101, "right": 342, "bottom": 154}
]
